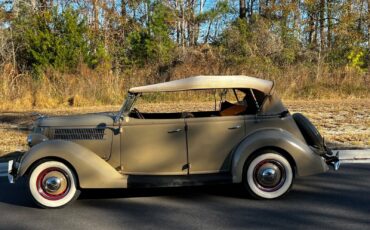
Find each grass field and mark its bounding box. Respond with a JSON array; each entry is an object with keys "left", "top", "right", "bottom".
[{"left": 0, "top": 99, "right": 369, "bottom": 157}]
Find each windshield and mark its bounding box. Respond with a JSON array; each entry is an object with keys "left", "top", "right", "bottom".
[{"left": 115, "top": 93, "right": 137, "bottom": 122}]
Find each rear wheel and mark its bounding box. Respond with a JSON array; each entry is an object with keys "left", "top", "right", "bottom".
[
  {"left": 28, "top": 160, "right": 80, "bottom": 208},
  {"left": 243, "top": 151, "right": 293, "bottom": 199}
]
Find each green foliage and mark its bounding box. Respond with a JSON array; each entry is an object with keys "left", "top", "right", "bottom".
[
  {"left": 126, "top": 1, "right": 176, "bottom": 66},
  {"left": 86, "top": 40, "right": 111, "bottom": 70},
  {"left": 197, "top": 0, "right": 230, "bottom": 22},
  {"left": 217, "top": 19, "right": 252, "bottom": 65},
  {"left": 52, "top": 8, "right": 89, "bottom": 71},
  {"left": 13, "top": 7, "right": 109, "bottom": 75},
  {"left": 347, "top": 49, "right": 366, "bottom": 71},
  {"left": 3, "top": 0, "right": 369, "bottom": 82}
]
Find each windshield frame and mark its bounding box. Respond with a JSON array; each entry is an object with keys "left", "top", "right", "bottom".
[{"left": 115, "top": 93, "right": 138, "bottom": 123}]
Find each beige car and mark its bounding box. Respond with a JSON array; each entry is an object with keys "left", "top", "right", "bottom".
[{"left": 8, "top": 75, "right": 339, "bottom": 208}]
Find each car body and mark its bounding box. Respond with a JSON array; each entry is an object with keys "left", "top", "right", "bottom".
[{"left": 8, "top": 75, "right": 340, "bottom": 208}]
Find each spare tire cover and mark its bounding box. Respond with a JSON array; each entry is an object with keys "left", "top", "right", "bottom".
[{"left": 292, "top": 113, "right": 324, "bottom": 149}]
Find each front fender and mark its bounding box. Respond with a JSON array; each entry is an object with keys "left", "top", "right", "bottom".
[
  {"left": 18, "top": 140, "right": 126, "bottom": 189},
  {"left": 232, "top": 128, "right": 328, "bottom": 183}
]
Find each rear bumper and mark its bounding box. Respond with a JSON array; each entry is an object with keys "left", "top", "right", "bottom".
[
  {"left": 312, "top": 147, "right": 340, "bottom": 171},
  {"left": 324, "top": 151, "right": 340, "bottom": 171}
]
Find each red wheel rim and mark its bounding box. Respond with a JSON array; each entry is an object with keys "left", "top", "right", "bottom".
[{"left": 36, "top": 167, "right": 71, "bottom": 201}]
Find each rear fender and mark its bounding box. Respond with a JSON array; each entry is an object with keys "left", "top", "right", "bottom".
[
  {"left": 18, "top": 140, "right": 126, "bottom": 189},
  {"left": 232, "top": 128, "right": 328, "bottom": 183}
]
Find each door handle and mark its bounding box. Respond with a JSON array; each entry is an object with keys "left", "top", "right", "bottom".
[
  {"left": 168, "top": 129, "right": 182, "bottom": 133},
  {"left": 228, "top": 125, "right": 241, "bottom": 130}
]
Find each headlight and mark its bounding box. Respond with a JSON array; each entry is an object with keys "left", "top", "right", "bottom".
[
  {"left": 27, "top": 135, "right": 33, "bottom": 147},
  {"left": 27, "top": 133, "right": 48, "bottom": 147}
]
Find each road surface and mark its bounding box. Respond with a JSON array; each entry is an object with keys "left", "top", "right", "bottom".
[{"left": 0, "top": 164, "right": 369, "bottom": 230}]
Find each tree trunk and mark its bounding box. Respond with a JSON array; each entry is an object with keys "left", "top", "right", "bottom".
[
  {"left": 281, "top": 0, "right": 288, "bottom": 41},
  {"left": 40, "top": 0, "right": 47, "bottom": 9},
  {"left": 308, "top": 11, "right": 315, "bottom": 48},
  {"left": 367, "top": 0, "right": 370, "bottom": 74},
  {"left": 319, "top": 0, "right": 325, "bottom": 50},
  {"left": 92, "top": 0, "right": 99, "bottom": 32},
  {"left": 368, "top": 0, "right": 370, "bottom": 50},
  {"left": 249, "top": 0, "right": 255, "bottom": 21},
  {"left": 188, "top": 0, "right": 195, "bottom": 46},
  {"left": 327, "top": 0, "right": 332, "bottom": 49},
  {"left": 30, "top": 0, "right": 37, "bottom": 10},
  {"left": 180, "top": 1, "right": 185, "bottom": 47},
  {"left": 121, "top": 0, "right": 127, "bottom": 18},
  {"left": 120, "top": 0, "right": 127, "bottom": 42},
  {"left": 240, "top": 0, "right": 247, "bottom": 19}
]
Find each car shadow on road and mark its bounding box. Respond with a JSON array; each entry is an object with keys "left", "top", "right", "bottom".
[
  {"left": 75, "top": 164, "right": 370, "bottom": 229},
  {"left": 79, "top": 183, "right": 247, "bottom": 200},
  {"left": 1, "top": 164, "right": 369, "bottom": 213},
  {"left": 0, "top": 177, "right": 36, "bottom": 208}
]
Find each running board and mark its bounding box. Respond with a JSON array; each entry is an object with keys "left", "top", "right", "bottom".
[{"left": 127, "top": 173, "right": 232, "bottom": 188}]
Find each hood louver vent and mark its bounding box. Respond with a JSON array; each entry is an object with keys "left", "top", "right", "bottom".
[{"left": 51, "top": 128, "right": 105, "bottom": 140}]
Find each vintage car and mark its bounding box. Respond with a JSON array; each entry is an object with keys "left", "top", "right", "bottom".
[{"left": 8, "top": 75, "right": 340, "bottom": 208}]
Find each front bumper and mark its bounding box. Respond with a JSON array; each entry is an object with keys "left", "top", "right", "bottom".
[
  {"left": 8, "top": 160, "right": 15, "bottom": 183},
  {"left": 8, "top": 160, "right": 21, "bottom": 184},
  {"left": 7, "top": 153, "right": 23, "bottom": 184}
]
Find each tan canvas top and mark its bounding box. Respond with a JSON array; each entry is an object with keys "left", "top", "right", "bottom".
[{"left": 129, "top": 75, "right": 273, "bottom": 94}]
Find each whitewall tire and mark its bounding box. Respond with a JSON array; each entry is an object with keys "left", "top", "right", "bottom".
[
  {"left": 28, "top": 161, "right": 80, "bottom": 208},
  {"left": 243, "top": 151, "right": 294, "bottom": 199}
]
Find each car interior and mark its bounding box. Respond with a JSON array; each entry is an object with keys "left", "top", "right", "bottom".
[{"left": 128, "top": 88, "right": 266, "bottom": 119}]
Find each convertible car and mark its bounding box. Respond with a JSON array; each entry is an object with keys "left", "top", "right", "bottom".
[{"left": 8, "top": 75, "right": 340, "bottom": 208}]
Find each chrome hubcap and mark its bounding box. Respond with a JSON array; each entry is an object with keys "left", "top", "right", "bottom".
[
  {"left": 37, "top": 168, "right": 70, "bottom": 200},
  {"left": 44, "top": 177, "right": 62, "bottom": 193},
  {"left": 254, "top": 160, "right": 286, "bottom": 192}
]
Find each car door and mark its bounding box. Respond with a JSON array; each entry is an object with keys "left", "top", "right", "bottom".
[
  {"left": 120, "top": 118, "right": 188, "bottom": 175},
  {"left": 185, "top": 116, "right": 245, "bottom": 174}
]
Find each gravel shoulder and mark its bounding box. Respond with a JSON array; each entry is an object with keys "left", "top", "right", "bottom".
[{"left": 0, "top": 99, "right": 369, "bottom": 156}]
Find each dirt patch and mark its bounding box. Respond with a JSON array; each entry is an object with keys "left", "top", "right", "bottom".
[
  {"left": 0, "top": 99, "right": 368, "bottom": 157},
  {"left": 284, "top": 99, "right": 370, "bottom": 148}
]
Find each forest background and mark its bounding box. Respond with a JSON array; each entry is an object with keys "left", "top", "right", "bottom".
[{"left": 0, "top": 0, "right": 369, "bottom": 109}]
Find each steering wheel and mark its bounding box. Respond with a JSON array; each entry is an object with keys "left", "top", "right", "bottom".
[{"left": 132, "top": 108, "right": 144, "bottom": 119}]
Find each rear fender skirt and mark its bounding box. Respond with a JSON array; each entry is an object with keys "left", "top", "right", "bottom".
[
  {"left": 231, "top": 129, "right": 329, "bottom": 183},
  {"left": 18, "top": 140, "right": 127, "bottom": 189}
]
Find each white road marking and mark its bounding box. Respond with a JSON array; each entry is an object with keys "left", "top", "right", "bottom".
[
  {"left": 337, "top": 149, "right": 370, "bottom": 161},
  {"left": 341, "top": 160, "right": 370, "bottom": 163}
]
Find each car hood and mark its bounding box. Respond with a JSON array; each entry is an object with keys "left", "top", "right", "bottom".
[{"left": 36, "top": 113, "right": 115, "bottom": 127}]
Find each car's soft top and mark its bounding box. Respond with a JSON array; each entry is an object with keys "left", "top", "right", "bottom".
[{"left": 128, "top": 75, "right": 274, "bottom": 94}]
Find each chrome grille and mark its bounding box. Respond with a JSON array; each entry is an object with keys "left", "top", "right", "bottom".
[{"left": 51, "top": 128, "right": 105, "bottom": 140}]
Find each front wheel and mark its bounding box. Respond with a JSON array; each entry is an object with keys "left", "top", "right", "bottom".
[
  {"left": 243, "top": 151, "right": 294, "bottom": 199},
  {"left": 28, "top": 160, "right": 80, "bottom": 208}
]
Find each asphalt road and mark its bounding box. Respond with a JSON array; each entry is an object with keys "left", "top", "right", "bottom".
[{"left": 0, "top": 164, "right": 369, "bottom": 230}]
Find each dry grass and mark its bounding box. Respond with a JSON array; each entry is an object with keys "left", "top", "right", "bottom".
[
  {"left": 285, "top": 99, "right": 370, "bottom": 148},
  {"left": 0, "top": 58, "right": 369, "bottom": 111},
  {"left": 0, "top": 64, "right": 126, "bottom": 110},
  {"left": 0, "top": 99, "right": 368, "bottom": 157}
]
